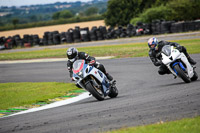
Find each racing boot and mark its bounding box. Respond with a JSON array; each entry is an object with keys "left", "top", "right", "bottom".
[
  {"left": 187, "top": 56, "right": 196, "bottom": 65},
  {"left": 106, "top": 73, "right": 116, "bottom": 87},
  {"left": 106, "top": 73, "right": 113, "bottom": 81}
]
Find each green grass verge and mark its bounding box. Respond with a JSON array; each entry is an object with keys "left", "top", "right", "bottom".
[
  {"left": 0, "top": 38, "right": 200, "bottom": 61},
  {"left": 0, "top": 82, "right": 78, "bottom": 110},
  {"left": 106, "top": 116, "right": 200, "bottom": 133}
]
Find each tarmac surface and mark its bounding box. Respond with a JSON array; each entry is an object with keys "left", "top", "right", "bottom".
[
  {"left": 0, "top": 55, "right": 200, "bottom": 133},
  {"left": 0, "top": 32, "right": 200, "bottom": 132}
]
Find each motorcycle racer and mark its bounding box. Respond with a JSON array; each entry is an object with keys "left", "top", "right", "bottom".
[
  {"left": 66, "top": 47, "right": 114, "bottom": 81},
  {"left": 148, "top": 37, "right": 196, "bottom": 75}
]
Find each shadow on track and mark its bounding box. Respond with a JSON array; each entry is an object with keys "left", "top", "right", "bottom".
[
  {"left": 157, "top": 79, "right": 200, "bottom": 88},
  {"left": 74, "top": 95, "right": 126, "bottom": 105}
]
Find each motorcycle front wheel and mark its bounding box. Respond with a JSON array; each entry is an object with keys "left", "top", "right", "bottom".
[
  {"left": 86, "top": 81, "right": 105, "bottom": 101},
  {"left": 174, "top": 64, "right": 191, "bottom": 83},
  {"left": 108, "top": 86, "right": 118, "bottom": 98},
  {"left": 191, "top": 70, "right": 198, "bottom": 81}
]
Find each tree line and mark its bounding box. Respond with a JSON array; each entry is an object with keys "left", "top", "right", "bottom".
[{"left": 104, "top": 0, "right": 200, "bottom": 27}]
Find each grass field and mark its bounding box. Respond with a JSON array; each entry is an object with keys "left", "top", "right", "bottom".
[
  {"left": 0, "top": 82, "right": 78, "bottom": 110},
  {"left": 0, "top": 38, "right": 200, "bottom": 61},
  {"left": 106, "top": 116, "right": 200, "bottom": 133},
  {"left": 0, "top": 20, "right": 105, "bottom": 38}
]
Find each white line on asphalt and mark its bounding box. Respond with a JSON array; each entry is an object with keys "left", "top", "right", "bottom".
[{"left": 2, "top": 92, "right": 91, "bottom": 118}]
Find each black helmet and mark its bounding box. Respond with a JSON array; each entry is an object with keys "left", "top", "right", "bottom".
[{"left": 66, "top": 47, "right": 78, "bottom": 62}]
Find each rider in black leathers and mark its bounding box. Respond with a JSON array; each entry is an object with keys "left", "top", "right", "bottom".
[
  {"left": 148, "top": 37, "right": 196, "bottom": 75},
  {"left": 66, "top": 47, "right": 113, "bottom": 81}
]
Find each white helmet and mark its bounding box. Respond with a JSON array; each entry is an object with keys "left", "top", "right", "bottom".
[{"left": 148, "top": 37, "right": 158, "bottom": 50}]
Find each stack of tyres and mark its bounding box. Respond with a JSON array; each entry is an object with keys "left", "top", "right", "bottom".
[
  {"left": 29, "top": 35, "right": 34, "bottom": 46},
  {"left": 52, "top": 31, "right": 60, "bottom": 45},
  {"left": 60, "top": 32, "right": 66, "bottom": 43},
  {"left": 115, "top": 26, "right": 123, "bottom": 37},
  {"left": 119, "top": 28, "right": 127, "bottom": 38},
  {"left": 99, "top": 26, "right": 107, "bottom": 39},
  {"left": 73, "top": 26, "right": 81, "bottom": 42},
  {"left": 23, "top": 34, "right": 29, "bottom": 43},
  {"left": 33, "top": 35, "right": 40, "bottom": 46},
  {"left": 90, "top": 26, "right": 97, "bottom": 41},
  {"left": 151, "top": 20, "right": 161, "bottom": 34},
  {"left": 106, "top": 27, "right": 117, "bottom": 39},
  {"left": 96, "top": 27, "right": 104, "bottom": 40},
  {"left": 66, "top": 29, "right": 74, "bottom": 43},
  {"left": 135, "top": 22, "right": 145, "bottom": 36},
  {"left": 183, "top": 21, "right": 195, "bottom": 32},
  {"left": 12, "top": 34, "right": 23, "bottom": 48},
  {"left": 53, "top": 34, "right": 60, "bottom": 45},
  {"left": 43, "top": 32, "right": 49, "bottom": 45},
  {"left": 143, "top": 23, "right": 151, "bottom": 34},
  {"left": 170, "top": 22, "right": 184, "bottom": 33},
  {"left": 48, "top": 32, "right": 54, "bottom": 45},
  {"left": 12, "top": 34, "right": 21, "bottom": 48},
  {"left": 80, "top": 27, "right": 90, "bottom": 42},
  {"left": 126, "top": 24, "right": 136, "bottom": 37},
  {"left": 16, "top": 39, "right": 24, "bottom": 48},
  {"left": 0, "top": 37, "right": 6, "bottom": 50},
  {"left": 160, "top": 21, "right": 173, "bottom": 34},
  {"left": 23, "top": 34, "right": 31, "bottom": 47},
  {"left": 4, "top": 37, "right": 14, "bottom": 49},
  {"left": 194, "top": 20, "right": 200, "bottom": 30}
]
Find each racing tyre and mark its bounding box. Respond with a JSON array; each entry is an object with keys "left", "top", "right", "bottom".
[
  {"left": 86, "top": 81, "right": 105, "bottom": 101},
  {"left": 108, "top": 86, "right": 118, "bottom": 98},
  {"left": 174, "top": 64, "right": 191, "bottom": 83},
  {"left": 191, "top": 70, "right": 198, "bottom": 81}
]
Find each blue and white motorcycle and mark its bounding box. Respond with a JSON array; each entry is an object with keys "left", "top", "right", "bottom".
[
  {"left": 72, "top": 60, "right": 118, "bottom": 101},
  {"left": 160, "top": 45, "right": 198, "bottom": 83}
]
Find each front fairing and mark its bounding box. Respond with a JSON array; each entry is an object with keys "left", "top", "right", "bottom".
[
  {"left": 161, "top": 45, "right": 181, "bottom": 65},
  {"left": 72, "top": 60, "right": 111, "bottom": 96},
  {"left": 161, "top": 46, "right": 194, "bottom": 78}
]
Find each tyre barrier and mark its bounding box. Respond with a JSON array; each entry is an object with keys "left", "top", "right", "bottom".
[
  {"left": 80, "top": 27, "right": 90, "bottom": 42},
  {"left": 1, "top": 19, "right": 200, "bottom": 50},
  {"left": 73, "top": 26, "right": 81, "bottom": 43},
  {"left": 126, "top": 24, "right": 136, "bottom": 37},
  {"left": 66, "top": 29, "right": 74, "bottom": 43},
  {"left": 160, "top": 21, "right": 174, "bottom": 34},
  {"left": 90, "top": 26, "right": 98, "bottom": 41},
  {"left": 60, "top": 32, "right": 67, "bottom": 43}
]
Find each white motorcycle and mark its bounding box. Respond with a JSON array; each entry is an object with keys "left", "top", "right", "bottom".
[
  {"left": 72, "top": 59, "right": 118, "bottom": 101},
  {"left": 159, "top": 45, "right": 198, "bottom": 83}
]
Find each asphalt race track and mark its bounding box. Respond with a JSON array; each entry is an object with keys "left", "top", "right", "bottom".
[{"left": 0, "top": 54, "right": 200, "bottom": 133}]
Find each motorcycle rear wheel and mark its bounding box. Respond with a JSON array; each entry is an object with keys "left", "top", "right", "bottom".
[
  {"left": 86, "top": 81, "right": 105, "bottom": 101},
  {"left": 174, "top": 64, "right": 191, "bottom": 83}
]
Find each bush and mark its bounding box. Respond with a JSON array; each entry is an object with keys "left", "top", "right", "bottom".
[
  {"left": 130, "top": 0, "right": 200, "bottom": 25},
  {"left": 167, "top": 0, "right": 200, "bottom": 21},
  {"left": 52, "top": 10, "right": 74, "bottom": 20},
  {"left": 104, "top": 0, "right": 145, "bottom": 27},
  {"left": 130, "top": 5, "right": 171, "bottom": 25}
]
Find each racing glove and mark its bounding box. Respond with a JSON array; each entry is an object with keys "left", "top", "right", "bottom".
[{"left": 88, "top": 60, "right": 96, "bottom": 66}]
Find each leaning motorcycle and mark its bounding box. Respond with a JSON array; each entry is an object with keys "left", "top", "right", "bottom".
[
  {"left": 159, "top": 45, "right": 198, "bottom": 83},
  {"left": 72, "top": 59, "right": 118, "bottom": 101}
]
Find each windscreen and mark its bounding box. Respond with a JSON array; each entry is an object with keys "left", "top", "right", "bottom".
[
  {"left": 162, "top": 45, "right": 171, "bottom": 56},
  {"left": 72, "top": 60, "right": 85, "bottom": 74}
]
